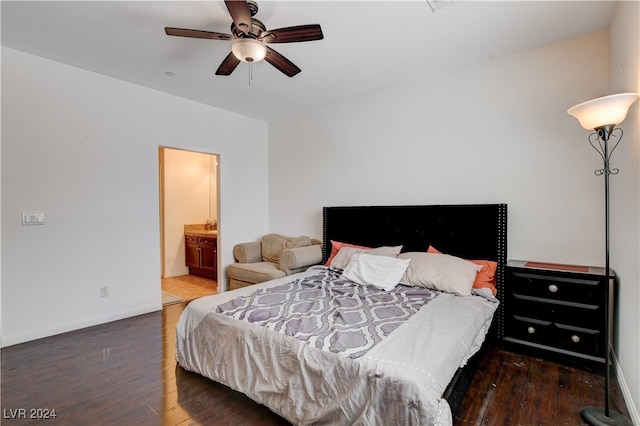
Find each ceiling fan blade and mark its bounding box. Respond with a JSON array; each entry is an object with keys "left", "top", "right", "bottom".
[
  {"left": 215, "top": 52, "right": 241, "bottom": 75},
  {"left": 261, "top": 24, "right": 324, "bottom": 43},
  {"left": 225, "top": 0, "right": 252, "bottom": 34},
  {"left": 165, "top": 27, "right": 232, "bottom": 41},
  {"left": 264, "top": 47, "right": 301, "bottom": 77}
]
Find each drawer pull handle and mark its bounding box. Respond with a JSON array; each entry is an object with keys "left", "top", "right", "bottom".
[
  {"left": 571, "top": 335, "right": 580, "bottom": 343},
  {"left": 548, "top": 284, "right": 559, "bottom": 293},
  {"left": 527, "top": 327, "right": 536, "bottom": 334}
]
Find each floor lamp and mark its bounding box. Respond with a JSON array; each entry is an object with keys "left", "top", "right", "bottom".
[{"left": 567, "top": 92, "right": 639, "bottom": 426}]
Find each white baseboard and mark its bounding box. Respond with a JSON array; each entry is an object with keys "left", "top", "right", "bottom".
[
  {"left": 0, "top": 303, "right": 161, "bottom": 347},
  {"left": 612, "top": 350, "right": 640, "bottom": 425},
  {"left": 162, "top": 269, "right": 189, "bottom": 279}
]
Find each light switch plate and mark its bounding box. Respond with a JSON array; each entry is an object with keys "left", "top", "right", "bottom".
[{"left": 22, "top": 213, "right": 45, "bottom": 226}]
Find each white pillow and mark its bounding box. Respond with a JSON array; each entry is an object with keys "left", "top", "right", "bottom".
[
  {"left": 341, "top": 253, "right": 411, "bottom": 291},
  {"left": 329, "top": 245, "right": 402, "bottom": 270},
  {"left": 398, "top": 252, "right": 482, "bottom": 296}
]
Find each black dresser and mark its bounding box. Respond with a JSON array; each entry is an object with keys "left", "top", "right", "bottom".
[{"left": 503, "top": 259, "right": 613, "bottom": 369}]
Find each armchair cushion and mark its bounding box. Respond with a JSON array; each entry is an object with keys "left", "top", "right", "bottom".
[
  {"left": 233, "top": 241, "right": 262, "bottom": 264},
  {"left": 261, "top": 234, "right": 312, "bottom": 263},
  {"left": 228, "top": 261, "right": 286, "bottom": 287},
  {"left": 279, "top": 244, "right": 323, "bottom": 275}
]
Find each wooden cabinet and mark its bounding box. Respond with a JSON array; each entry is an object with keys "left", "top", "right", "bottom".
[
  {"left": 185, "top": 234, "right": 217, "bottom": 280},
  {"left": 198, "top": 237, "right": 217, "bottom": 274},
  {"left": 185, "top": 235, "right": 200, "bottom": 269},
  {"left": 504, "top": 260, "right": 612, "bottom": 369}
]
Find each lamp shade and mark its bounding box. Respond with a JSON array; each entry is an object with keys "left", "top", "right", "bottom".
[
  {"left": 567, "top": 93, "right": 639, "bottom": 130},
  {"left": 231, "top": 38, "right": 267, "bottom": 63}
]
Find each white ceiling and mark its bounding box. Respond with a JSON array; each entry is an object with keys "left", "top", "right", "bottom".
[{"left": 1, "top": 1, "right": 616, "bottom": 122}]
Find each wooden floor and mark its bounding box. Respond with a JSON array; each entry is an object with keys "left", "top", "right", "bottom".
[
  {"left": 161, "top": 274, "right": 218, "bottom": 303},
  {"left": 455, "top": 344, "right": 631, "bottom": 425},
  {"left": 1, "top": 302, "right": 631, "bottom": 425}
]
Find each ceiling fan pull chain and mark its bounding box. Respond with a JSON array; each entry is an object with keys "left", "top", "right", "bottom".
[{"left": 248, "top": 61, "right": 252, "bottom": 86}]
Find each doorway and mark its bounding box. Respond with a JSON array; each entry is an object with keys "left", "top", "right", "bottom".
[{"left": 158, "top": 147, "right": 220, "bottom": 303}]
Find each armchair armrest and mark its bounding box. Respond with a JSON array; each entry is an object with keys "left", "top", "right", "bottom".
[
  {"left": 233, "top": 241, "right": 262, "bottom": 263},
  {"left": 279, "top": 244, "right": 322, "bottom": 275}
]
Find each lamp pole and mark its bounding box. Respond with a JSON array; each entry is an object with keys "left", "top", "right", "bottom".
[
  {"left": 579, "top": 125, "right": 630, "bottom": 426},
  {"left": 599, "top": 125, "right": 612, "bottom": 419}
]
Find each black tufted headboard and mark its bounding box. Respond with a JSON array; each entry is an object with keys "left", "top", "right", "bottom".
[{"left": 322, "top": 203, "right": 507, "bottom": 338}]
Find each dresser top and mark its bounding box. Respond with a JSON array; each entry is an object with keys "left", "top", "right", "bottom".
[{"left": 507, "top": 259, "right": 613, "bottom": 276}]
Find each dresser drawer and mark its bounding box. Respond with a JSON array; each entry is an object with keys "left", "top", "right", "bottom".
[
  {"left": 555, "top": 323, "right": 603, "bottom": 358},
  {"left": 198, "top": 237, "right": 217, "bottom": 247},
  {"left": 506, "top": 316, "right": 603, "bottom": 359},
  {"left": 506, "top": 316, "right": 555, "bottom": 348},
  {"left": 508, "top": 270, "right": 603, "bottom": 305},
  {"left": 508, "top": 294, "right": 602, "bottom": 329}
]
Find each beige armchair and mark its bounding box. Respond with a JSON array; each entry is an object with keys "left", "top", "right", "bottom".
[{"left": 227, "top": 233, "right": 322, "bottom": 290}]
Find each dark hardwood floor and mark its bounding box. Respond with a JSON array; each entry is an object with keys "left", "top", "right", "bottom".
[
  {"left": 1, "top": 302, "right": 631, "bottom": 425},
  {"left": 455, "top": 344, "right": 631, "bottom": 425}
]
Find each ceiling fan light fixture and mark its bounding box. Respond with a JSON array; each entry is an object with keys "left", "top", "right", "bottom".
[{"left": 231, "top": 38, "right": 267, "bottom": 63}]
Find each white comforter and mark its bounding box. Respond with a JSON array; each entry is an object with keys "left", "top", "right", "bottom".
[{"left": 175, "top": 266, "right": 498, "bottom": 425}]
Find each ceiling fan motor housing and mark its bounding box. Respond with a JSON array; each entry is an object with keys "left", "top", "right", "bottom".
[
  {"left": 231, "top": 18, "right": 266, "bottom": 39},
  {"left": 247, "top": 0, "right": 259, "bottom": 17}
]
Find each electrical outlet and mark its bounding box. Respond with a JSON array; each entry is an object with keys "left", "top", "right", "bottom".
[{"left": 100, "top": 286, "right": 109, "bottom": 298}]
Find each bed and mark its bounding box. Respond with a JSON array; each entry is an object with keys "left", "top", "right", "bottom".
[{"left": 176, "top": 204, "right": 507, "bottom": 425}]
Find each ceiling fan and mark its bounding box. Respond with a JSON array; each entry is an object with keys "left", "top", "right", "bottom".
[{"left": 165, "top": 0, "right": 324, "bottom": 78}]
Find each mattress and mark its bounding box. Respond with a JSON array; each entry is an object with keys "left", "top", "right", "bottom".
[{"left": 175, "top": 266, "right": 498, "bottom": 425}]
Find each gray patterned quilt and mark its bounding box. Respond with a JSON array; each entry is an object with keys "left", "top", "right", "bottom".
[
  {"left": 176, "top": 266, "right": 499, "bottom": 425},
  {"left": 216, "top": 268, "right": 439, "bottom": 359}
]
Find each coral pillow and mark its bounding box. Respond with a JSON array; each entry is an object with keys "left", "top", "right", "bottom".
[
  {"left": 324, "top": 240, "right": 370, "bottom": 266},
  {"left": 427, "top": 246, "right": 497, "bottom": 295}
]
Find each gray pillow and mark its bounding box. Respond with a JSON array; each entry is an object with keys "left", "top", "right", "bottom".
[{"left": 398, "top": 252, "right": 482, "bottom": 296}]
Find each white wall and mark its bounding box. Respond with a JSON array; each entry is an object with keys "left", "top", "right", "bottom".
[
  {"left": 1, "top": 47, "right": 270, "bottom": 346},
  {"left": 161, "top": 148, "right": 215, "bottom": 278},
  {"left": 269, "top": 30, "right": 609, "bottom": 267},
  {"left": 609, "top": 1, "right": 640, "bottom": 422}
]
